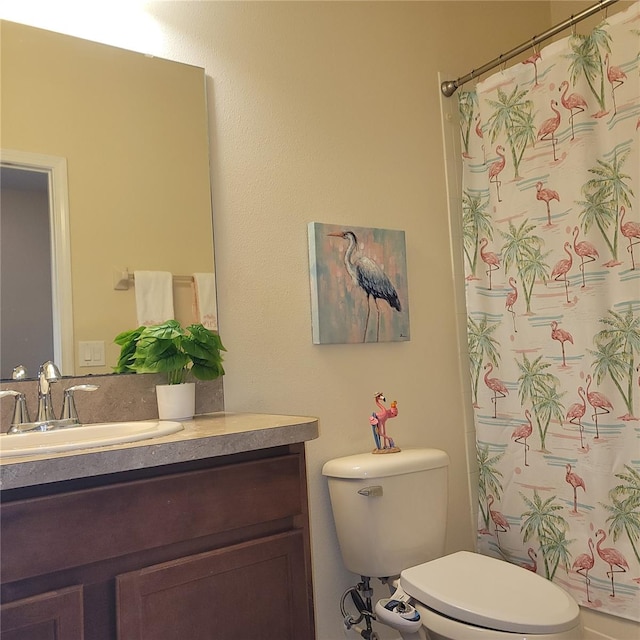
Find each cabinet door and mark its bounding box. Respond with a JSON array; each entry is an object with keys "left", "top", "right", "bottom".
[
  {"left": 0, "top": 585, "right": 84, "bottom": 640},
  {"left": 117, "top": 531, "right": 313, "bottom": 640}
]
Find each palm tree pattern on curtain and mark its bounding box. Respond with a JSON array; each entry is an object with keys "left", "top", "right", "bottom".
[{"left": 460, "top": 4, "right": 639, "bottom": 622}]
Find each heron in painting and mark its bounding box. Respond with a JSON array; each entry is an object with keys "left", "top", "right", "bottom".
[{"left": 328, "top": 231, "right": 401, "bottom": 342}]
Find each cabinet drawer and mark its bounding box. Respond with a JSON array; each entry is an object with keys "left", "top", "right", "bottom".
[
  {"left": 2, "top": 454, "right": 302, "bottom": 582},
  {"left": 117, "top": 531, "right": 313, "bottom": 640}
]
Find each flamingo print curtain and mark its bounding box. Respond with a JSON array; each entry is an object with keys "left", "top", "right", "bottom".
[{"left": 459, "top": 3, "right": 639, "bottom": 621}]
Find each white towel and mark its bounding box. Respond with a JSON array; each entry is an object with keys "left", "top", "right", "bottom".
[
  {"left": 134, "top": 271, "right": 174, "bottom": 326},
  {"left": 192, "top": 273, "right": 218, "bottom": 330}
]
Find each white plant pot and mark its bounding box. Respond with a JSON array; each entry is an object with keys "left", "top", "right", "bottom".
[{"left": 156, "top": 382, "right": 195, "bottom": 420}]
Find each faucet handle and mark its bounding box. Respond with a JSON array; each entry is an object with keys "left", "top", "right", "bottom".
[
  {"left": 61, "top": 384, "right": 99, "bottom": 422},
  {"left": 0, "top": 389, "right": 31, "bottom": 428}
]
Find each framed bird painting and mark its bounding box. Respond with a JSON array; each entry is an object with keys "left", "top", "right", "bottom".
[{"left": 308, "top": 222, "right": 410, "bottom": 344}]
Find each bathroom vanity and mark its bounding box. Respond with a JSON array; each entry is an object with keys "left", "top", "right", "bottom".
[{"left": 0, "top": 413, "right": 318, "bottom": 640}]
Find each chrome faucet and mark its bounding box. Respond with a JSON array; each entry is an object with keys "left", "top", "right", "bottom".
[
  {"left": 36, "top": 360, "right": 62, "bottom": 422},
  {"left": 1, "top": 361, "right": 99, "bottom": 434}
]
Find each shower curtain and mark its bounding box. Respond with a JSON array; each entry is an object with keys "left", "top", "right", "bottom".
[{"left": 459, "top": 3, "right": 639, "bottom": 621}]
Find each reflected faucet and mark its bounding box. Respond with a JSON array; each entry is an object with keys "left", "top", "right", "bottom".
[{"left": 12, "top": 365, "right": 27, "bottom": 380}]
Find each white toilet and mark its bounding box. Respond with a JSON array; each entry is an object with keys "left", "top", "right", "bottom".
[{"left": 322, "top": 449, "right": 582, "bottom": 640}]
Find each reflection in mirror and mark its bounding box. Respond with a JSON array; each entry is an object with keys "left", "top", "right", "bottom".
[
  {"left": 1, "top": 166, "right": 53, "bottom": 378},
  {"left": 0, "top": 20, "right": 216, "bottom": 379},
  {"left": 0, "top": 151, "right": 73, "bottom": 378}
]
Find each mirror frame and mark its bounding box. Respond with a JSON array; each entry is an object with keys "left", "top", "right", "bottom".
[{"left": 1, "top": 148, "right": 74, "bottom": 374}]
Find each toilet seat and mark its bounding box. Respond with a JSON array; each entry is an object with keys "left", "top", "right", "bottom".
[{"left": 400, "top": 551, "right": 580, "bottom": 635}]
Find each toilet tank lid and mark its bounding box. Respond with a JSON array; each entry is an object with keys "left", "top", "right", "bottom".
[{"left": 322, "top": 449, "right": 449, "bottom": 479}]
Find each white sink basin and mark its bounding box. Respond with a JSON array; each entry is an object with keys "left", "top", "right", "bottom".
[{"left": 0, "top": 420, "right": 184, "bottom": 458}]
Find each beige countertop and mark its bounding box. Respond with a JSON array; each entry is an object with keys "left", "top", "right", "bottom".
[{"left": 0, "top": 412, "right": 319, "bottom": 491}]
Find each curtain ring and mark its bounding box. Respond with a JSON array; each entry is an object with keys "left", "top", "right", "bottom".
[{"left": 571, "top": 17, "right": 577, "bottom": 37}]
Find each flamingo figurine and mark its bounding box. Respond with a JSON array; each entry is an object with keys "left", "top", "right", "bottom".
[
  {"left": 572, "top": 538, "right": 595, "bottom": 602},
  {"left": 537, "top": 99, "right": 561, "bottom": 161},
  {"left": 572, "top": 226, "right": 599, "bottom": 287},
  {"left": 479, "top": 238, "right": 500, "bottom": 290},
  {"left": 565, "top": 464, "right": 586, "bottom": 513},
  {"left": 487, "top": 495, "right": 510, "bottom": 545},
  {"left": 488, "top": 145, "right": 506, "bottom": 202},
  {"left": 596, "top": 528, "right": 629, "bottom": 597},
  {"left": 505, "top": 277, "right": 518, "bottom": 332},
  {"left": 604, "top": 53, "right": 626, "bottom": 116},
  {"left": 559, "top": 80, "right": 587, "bottom": 140},
  {"left": 369, "top": 392, "right": 400, "bottom": 453},
  {"left": 585, "top": 374, "right": 613, "bottom": 439},
  {"left": 619, "top": 206, "right": 640, "bottom": 270},
  {"left": 535, "top": 181, "right": 560, "bottom": 226},
  {"left": 511, "top": 409, "right": 533, "bottom": 467},
  {"left": 521, "top": 547, "right": 538, "bottom": 573},
  {"left": 550, "top": 320, "right": 573, "bottom": 367},
  {"left": 483, "top": 363, "right": 508, "bottom": 419},
  {"left": 550, "top": 242, "right": 573, "bottom": 304},
  {"left": 566, "top": 386, "right": 587, "bottom": 449}
]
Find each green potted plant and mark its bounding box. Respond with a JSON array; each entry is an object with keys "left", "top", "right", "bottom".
[{"left": 114, "top": 320, "right": 225, "bottom": 420}]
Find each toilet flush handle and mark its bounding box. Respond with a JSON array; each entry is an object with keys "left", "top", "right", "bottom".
[{"left": 358, "top": 486, "right": 383, "bottom": 497}]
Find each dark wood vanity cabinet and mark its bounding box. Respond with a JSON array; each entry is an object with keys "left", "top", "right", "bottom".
[{"left": 0, "top": 444, "right": 315, "bottom": 640}]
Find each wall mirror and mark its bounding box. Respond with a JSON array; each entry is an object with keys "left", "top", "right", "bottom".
[{"left": 0, "top": 20, "right": 216, "bottom": 379}]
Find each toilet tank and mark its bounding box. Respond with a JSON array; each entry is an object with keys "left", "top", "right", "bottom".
[{"left": 322, "top": 449, "right": 449, "bottom": 578}]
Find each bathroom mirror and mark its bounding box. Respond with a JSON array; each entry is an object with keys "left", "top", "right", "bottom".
[{"left": 0, "top": 20, "right": 216, "bottom": 379}]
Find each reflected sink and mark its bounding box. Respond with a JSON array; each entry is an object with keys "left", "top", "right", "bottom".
[{"left": 0, "top": 420, "right": 184, "bottom": 458}]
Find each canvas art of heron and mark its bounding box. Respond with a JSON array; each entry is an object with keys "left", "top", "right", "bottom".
[
  {"left": 308, "top": 222, "right": 409, "bottom": 344},
  {"left": 328, "top": 230, "right": 401, "bottom": 342}
]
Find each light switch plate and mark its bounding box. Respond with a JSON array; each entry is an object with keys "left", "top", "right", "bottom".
[{"left": 78, "top": 340, "right": 105, "bottom": 367}]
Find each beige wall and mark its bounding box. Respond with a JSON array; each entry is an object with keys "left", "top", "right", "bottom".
[{"left": 3, "top": 2, "right": 638, "bottom": 639}]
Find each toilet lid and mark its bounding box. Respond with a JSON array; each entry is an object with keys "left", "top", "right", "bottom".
[{"left": 400, "top": 551, "right": 580, "bottom": 634}]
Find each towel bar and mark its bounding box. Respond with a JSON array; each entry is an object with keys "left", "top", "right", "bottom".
[{"left": 113, "top": 269, "right": 193, "bottom": 290}]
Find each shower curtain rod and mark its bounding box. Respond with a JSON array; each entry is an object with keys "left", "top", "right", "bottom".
[{"left": 440, "top": 0, "right": 619, "bottom": 97}]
